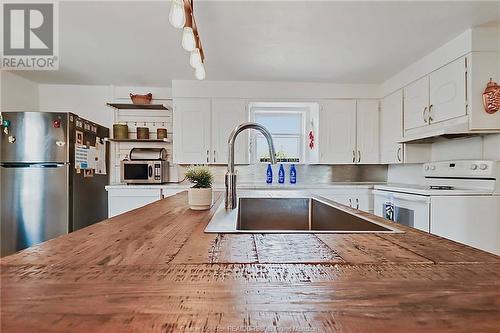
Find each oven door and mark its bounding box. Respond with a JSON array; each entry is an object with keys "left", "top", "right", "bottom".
[
  {"left": 121, "top": 161, "right": 153, "bottom": 184},
  {"left": 373, "top": 190, "right": 430, "bottom": 232}
]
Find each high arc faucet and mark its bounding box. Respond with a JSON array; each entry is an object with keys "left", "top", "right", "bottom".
[{"left": 225, "top": 122, "right": 277, "bottom": 209}]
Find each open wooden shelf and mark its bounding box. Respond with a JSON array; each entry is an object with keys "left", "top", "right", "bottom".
[
  {"left": 105, "top": 138, "right": 171, "bottom": 143},
  {"left": 106, "top": 103, "right": 169, "bottom": 110}
]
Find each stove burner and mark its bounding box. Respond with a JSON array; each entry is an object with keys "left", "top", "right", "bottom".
[{"left": 429, "top": 186, "right": 455, "bottom": 190}]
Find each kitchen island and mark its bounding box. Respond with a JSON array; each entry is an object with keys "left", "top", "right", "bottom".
[{"left": 1, "top": 192, "right": 499, "bottom": 332}]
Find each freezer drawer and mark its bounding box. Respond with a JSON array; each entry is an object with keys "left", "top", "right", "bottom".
[{"left": 1, "top": 164, "right": 69, "bottom": 256}]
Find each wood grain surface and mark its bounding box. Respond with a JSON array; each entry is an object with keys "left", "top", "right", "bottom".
[{"left": 1, "top": 191, "right": 499, "bottom": 333}]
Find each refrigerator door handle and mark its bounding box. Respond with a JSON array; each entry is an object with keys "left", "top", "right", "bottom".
[{"left": 0, "top": 162, "right": 69, "bottom": 168}]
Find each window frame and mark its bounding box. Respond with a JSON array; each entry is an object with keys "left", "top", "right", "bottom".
[{"left": 249, "top": 102, "right": 317, "bottom": 164}]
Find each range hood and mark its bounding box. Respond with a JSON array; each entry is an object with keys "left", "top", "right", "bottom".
[
  {"left": 399, "top": 116, "right": 500, "bottom": 143},
  {"left": 399, "top": 121, "right": 471, "bottom": 143}
]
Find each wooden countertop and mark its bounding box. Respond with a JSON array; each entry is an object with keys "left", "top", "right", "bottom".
[{"left": 1, "top": 192, "right": 499, "bottom": 332}]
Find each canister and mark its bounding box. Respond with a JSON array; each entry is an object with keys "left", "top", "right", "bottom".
[
  {"left": 157, "top": 128, "right": 168, "bottom": 140},
  {"left": 136, "top": 127, "right": 150, "bottom": 140},
  {"left": 113, "top": 124, "right": 128, "bottom": 139}
]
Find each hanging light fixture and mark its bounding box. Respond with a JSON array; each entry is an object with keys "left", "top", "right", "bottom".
[
  {"left": 169, "top": 0, "right": 206, "bottom": 80},
  {"left": 168, "top": 0, "right": 185, "bottom": 29},
  {"left": 182, "top": 27, "right": 196, "bottom": 52},
  {"left": 189, "top": 48, "right": 202, "bottom": 68},
  {"left": 195, "top": 63, "right": 206, "bottom": 80}
]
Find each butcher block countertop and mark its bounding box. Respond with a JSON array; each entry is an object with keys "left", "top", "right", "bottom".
[{"left": 1, "top": 192, "right": 500, "bottom": 333}]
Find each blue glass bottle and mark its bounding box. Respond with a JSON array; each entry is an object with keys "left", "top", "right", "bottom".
[
  {"left": 278, "top": 164, "right": 285, "bottom": 184},
  {"left": 266, "top": 164, "right": 273, "bottom": 184},
  {"left": 290, "top": 164, "right": 297, "bottom": 184}
]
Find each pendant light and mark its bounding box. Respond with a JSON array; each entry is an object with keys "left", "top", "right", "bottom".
[
  {"left": 189, "top": 48, "right": 202, "bottom": 68},
  {"left": 168, "top": 0, "right": 185, "bottom": 29},
  {"left": 169, "top": 0, "right": 206, "bottom": 80},
  {"left": 195, "top": 63, "right": 206, "bottom": 80},
  {"left": 182, "top": 27, "right": 196, "bottom": 52}
]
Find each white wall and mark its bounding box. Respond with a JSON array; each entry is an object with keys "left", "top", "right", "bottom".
[
  {"left": 37, "top": 85, "right": 172, "bottom": 129},
  {"left": 388, "top": 134, "right": 500, "bottom": 184},
  {"left": 38, "top": 84, "right": 113, "bottom": 128},
  {"left": 173, "top": 80, "right": 381, "bottom": 99},
  {"left": 0, "top": 72, "right": 39, "bottom": 111}
]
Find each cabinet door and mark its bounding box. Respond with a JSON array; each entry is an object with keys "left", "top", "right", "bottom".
[
  {"left": 107, "top": 188, "right": 162, "bottom": 218},
  {"left": 354, "top": 193, "right": 374, "bottom": 212},
  {"left": 173, "top": 98, "right": 211, "bottom": 164},
  {"left": 429, "top": 57, "right": 466, "bottom": 124},
  {"left": 211, "top": 99, "right": 248, "bottom": 164},
  {"left": 319, "top": 100, "right": 357, "bottom": 164},
  {"left": 404, "top": 76, "right": 429, "bottom": 130},
  {"left": 356, "top": 100, "right": 380, "bottom": 164},
  {"left": 380, "top": 90, "right": 404, "bottom": 164}
]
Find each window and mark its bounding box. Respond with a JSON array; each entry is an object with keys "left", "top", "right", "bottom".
[{"left": 249, "top": 102, "right": 319, "bottom": 164}]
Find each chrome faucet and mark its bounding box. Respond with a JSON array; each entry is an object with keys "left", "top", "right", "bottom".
[{"left": 225, "top": 122, "right": 277, "bottom": 209}]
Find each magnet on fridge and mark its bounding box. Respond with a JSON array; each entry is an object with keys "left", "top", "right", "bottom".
[{"left": 76, "top": 130, "right": 83, "bottom": 145}]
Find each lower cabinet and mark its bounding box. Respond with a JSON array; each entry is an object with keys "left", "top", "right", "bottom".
[
  {"left": 314, "top": 189, "right": 374, "bottom": 212},
  {"left": 107, "top": 187, "right": 183, "bottom": 218}
]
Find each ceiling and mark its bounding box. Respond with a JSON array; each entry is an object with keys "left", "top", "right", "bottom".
[{"left": 13, "top": 1, "right": 500, "bottom": 86}]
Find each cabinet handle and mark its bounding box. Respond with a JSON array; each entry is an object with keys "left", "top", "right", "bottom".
[
  {"left": 428, "top": 104, "right": 434, "bottom": 123},
  {"left": 352, "top": 150, "right": 356, "bottom": 163},
  {"left": 349, "top": 198, "right": 352, "bottom": 207},
  {"left": 355, "top": 198, "right": 359, "bottom": 209},
  {"left": 397, "top": 146, "right": 402, "bottom": 162},
  {"left": 357, "top": 150, "right": 361, "bottom": 163},
  {"left": 206, "top": 150, "right": 209, "bottom": 163},
  {"left": 423, "top": 106, "right": 428, "bottom": 123},
  {"left": 213, "top": 150, "right": 216, "bottom": 163}
]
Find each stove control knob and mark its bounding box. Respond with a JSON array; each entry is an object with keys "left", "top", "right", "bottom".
[
  {"left": 479, "top": 163, "right": 488, "bottom": 170},
  {"left": 470, "top": 164, "right": 478, "bottom": 170},
  {"left": 424, "top": 165, "right": 430, "bottom": 171},
  {"left": 430, "top": 165, "right": 436, "bottom": 171}
]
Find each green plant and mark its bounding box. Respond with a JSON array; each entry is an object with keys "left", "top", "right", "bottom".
[{"left": 185, "top": 166, "right": 213, "bottom": 188}]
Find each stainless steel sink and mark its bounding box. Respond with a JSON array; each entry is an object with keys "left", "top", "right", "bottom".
[{"left": 205, "top": 195, "right": 401, "bottom": 234}]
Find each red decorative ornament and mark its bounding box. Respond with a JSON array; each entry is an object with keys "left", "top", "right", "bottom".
[
  {"left": 309, "top": 131, "right": 315, "bottom": 149},
  {"left": 482, "top": 78, "right": 500, "bottom": 114}
]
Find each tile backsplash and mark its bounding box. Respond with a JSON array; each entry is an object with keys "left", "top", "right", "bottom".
[{"left": 178, "top": 164, "right": 388, "bottom": 186}]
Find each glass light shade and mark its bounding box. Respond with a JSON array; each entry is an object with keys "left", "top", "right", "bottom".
[
  {"left": 189, "top": 48, "right": 202, "bottom": 68},
  {"left": 195, "top": 63, "right": 206, "bottom": 80},
  {"left": 168, "top": 0, "right": 185, "bottom": 29},
  {"left": 181, "top": 27, "right": 196, "bottom": 52}
]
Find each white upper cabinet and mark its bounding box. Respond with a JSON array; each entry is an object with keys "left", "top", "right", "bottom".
[
  {"left": 319, "top": 100, "right": 357, "bottom": 164},
  {"left": 319, "top": 100, "right": 378, "bottom": 164},
  {"left": 356, "top": 100, "right": 380, "bottom": 164},
  {"left": 211, "top": 99, "right": 249, "bottom": 164},
  {"left": 174, "top": 98, "right": 249, "bottom": 165},
  {"left": 173, "top": 98, "right": 211, "bottom": 164},
  {"left": 429, "top": 57, "right": 467, "bottom": 124},
  {"left": 404, "top": 76, "right": 429, "bottom": 131},
  {"left": 380, "top": 90, "right": 404, "bottom": 164}
]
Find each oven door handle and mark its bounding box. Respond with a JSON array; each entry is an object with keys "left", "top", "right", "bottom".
[
  {"left": 148, "top": 165, "right": 153, "bottom": 178},
  {"left": 373, "top": 190, "right": 430, "bottom": 203}
]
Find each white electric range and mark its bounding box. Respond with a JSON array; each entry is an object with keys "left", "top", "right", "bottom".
[{"left": 374, "top": 160, "right": 500, "bottom": 255}]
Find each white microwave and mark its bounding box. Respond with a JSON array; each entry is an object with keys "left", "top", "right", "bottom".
[
  {"left": 373, "top": 190, "right": 430, "bottom": 232},
  {"left": 121, "top": 160, "right": 169, "bottom": 184}
]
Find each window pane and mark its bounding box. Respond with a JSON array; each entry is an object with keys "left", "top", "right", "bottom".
[
  {"left": 256, "top": 136, "right": 300, "bottom": 160},
  {"left": 254, "top": 112, "right": 302, "bottom": 134}
]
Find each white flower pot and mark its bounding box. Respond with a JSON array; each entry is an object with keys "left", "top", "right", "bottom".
[{"left": 188, "top": 188, "right": 213, "bottom": 210}]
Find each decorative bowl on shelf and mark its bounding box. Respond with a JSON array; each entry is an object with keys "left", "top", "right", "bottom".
[{"left": 129, "top": 93, "right": 152, "bottom": 105}]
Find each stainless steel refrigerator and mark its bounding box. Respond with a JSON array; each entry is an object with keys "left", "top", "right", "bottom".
[{"left": 0, "top": 112, "right": 109, "bottom": 257}]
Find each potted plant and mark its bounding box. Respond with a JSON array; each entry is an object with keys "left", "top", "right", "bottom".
[{"left": 185, "top": 166, "right": 214, "bottom": 210}]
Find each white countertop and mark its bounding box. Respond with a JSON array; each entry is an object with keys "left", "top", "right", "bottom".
[{"left": 105, "top": 182, "right": 384, "bottom": 191}]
